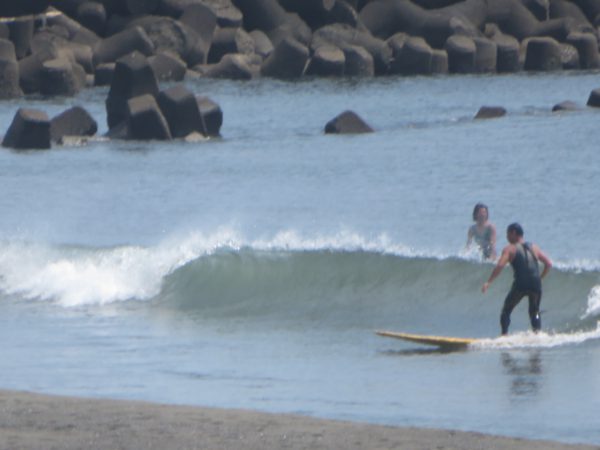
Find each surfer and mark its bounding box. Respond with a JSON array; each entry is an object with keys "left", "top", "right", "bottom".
[
  {"left": 481, "top": 223, "right": 552, "bottom": 335},
  {"left": 466, "top": 203, "right": 496, "bottom": 260}
]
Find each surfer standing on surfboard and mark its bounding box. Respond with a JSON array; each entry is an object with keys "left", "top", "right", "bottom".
[
  {"left": 466, "top": 203, "right": 497, "bottom": 260},
  {"left": 481, "top": 223, "right": 552, "bottom": 335}
]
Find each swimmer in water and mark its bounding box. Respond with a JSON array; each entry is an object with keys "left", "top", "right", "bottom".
[{"left": 467, "top": 203, "right": 497, "bottom": 260}]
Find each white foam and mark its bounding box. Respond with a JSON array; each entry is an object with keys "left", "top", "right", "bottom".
[
  {"left": 471, "top": 323, "right": 600, "bottom": 350},
  {"left": 0, "top": 229, "right": 243, "bottom": 307},
  {"left": 0, "top": 243, "right": 160, "bottom": 307},
  {"left": 457, "top": 245, "right": 492, "bottom": 263},
  {"left": 554, "top": 259, "right": 600, "bottom": 273},
  {"left": 582, "top": 285, "right": 600, "bottom": 318}
]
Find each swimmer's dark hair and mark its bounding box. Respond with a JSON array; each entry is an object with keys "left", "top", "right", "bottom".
[
  {"left": 472, "top": 203, "right": 489, "bottom": 221},
  {"left": 507, "top": 223, "right": 524, "bottom": 236}
]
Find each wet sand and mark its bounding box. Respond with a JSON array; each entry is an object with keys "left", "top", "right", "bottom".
[{"left": 0, "top": 390, "right": 597, "bottom": 450}]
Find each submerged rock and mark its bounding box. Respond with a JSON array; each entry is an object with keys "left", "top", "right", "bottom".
[
  {"left": 552, "top": 100, "right": 579, "bottom": 112},
  {"left": 325, "top": 110, "right": 374, "bottom": 134},
  {"left": 474, "top": 106, "right": 507, "bottom": 120}
]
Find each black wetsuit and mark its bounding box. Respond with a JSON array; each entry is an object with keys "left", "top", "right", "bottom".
[{"left": 500, "top": 242, "right": 542, "bottom": 335}]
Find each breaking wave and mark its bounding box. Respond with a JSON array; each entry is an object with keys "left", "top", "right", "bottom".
[{"left": 0, "top": 229, "right": 599, "bottom": 342}]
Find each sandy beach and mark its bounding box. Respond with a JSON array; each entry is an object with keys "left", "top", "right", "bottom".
[{"left": 0, "top": 390, "right": 596, "bottom": 450}]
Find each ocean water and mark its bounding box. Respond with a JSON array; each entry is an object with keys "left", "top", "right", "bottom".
[{"left": 1, "top": 72, "right": 600, "bottom": 445}]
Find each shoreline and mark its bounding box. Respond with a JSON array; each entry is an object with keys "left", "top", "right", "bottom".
[{"left": 0, "top": 390, "right": 596, "bottom": 450}]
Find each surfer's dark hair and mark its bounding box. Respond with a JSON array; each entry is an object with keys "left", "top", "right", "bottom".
[
  {"left": 472, "top": 203, "right": 489, "bottom": 221},
  {"left": 507, "top": 223, "right": 524, "bottom": 236}
]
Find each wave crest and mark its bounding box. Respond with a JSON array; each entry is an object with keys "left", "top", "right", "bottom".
[
  {"left": 0, "top": 229, "right": 598, "bottom": 330},
  {"left": 0, "top": 229, "right": 440, "bottom": 307}
]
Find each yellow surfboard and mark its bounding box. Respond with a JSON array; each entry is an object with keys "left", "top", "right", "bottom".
[{"left": 376, "top": 330, "right": 477, "bottom": 350}]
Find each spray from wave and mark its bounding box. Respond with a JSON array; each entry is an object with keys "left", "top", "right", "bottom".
[
  {"left": 583, "top": 285, "right": 600, "bottom": 318},
  {"left": 0, "top": 241, "right": 165, "bottom": 307},
  {"left": 0, "top": 228, "right": 438, "bottom": 307}
]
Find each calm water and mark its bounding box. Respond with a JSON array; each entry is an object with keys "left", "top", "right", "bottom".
[{"left": 1, "top": 72, "right": 599, "bottom": 445}]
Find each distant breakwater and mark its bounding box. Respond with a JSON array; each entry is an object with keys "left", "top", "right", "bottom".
[
  {"left": 2, "top": 0, "right": 600, "bottom": 148},
  {"left": 2, "top": 1, "right": 600, "bottom": 92}
]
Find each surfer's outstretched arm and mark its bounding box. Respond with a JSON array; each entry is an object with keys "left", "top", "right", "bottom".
[{"left": 482, "top": 246, "right": 512, "bottom": 293}]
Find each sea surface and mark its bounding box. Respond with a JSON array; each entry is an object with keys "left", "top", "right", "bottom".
[{"left": 1, "top": 72, "right": 599, "bottom": 445}]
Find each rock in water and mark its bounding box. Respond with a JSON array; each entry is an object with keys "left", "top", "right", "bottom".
[
  {"left": 325, "top": 110, "right": 374, "bottom": 134},
  {"left": 127, "top": 94, "right": 172, "bottom": 141},
  {"left": 2, "top": 108, "right": 51, "bottom": 150},
  {"left": 105, "top": 51, "right": 159, "bottom": 129},
  {"left": 474, "top": 106, "right": 507, "bottom": 119},
  {"left": 157, "top": 85, "right": 206, "bottom": 138},
  {"left": 50, "top": 106, "right": 98, "bottom": 142}
]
